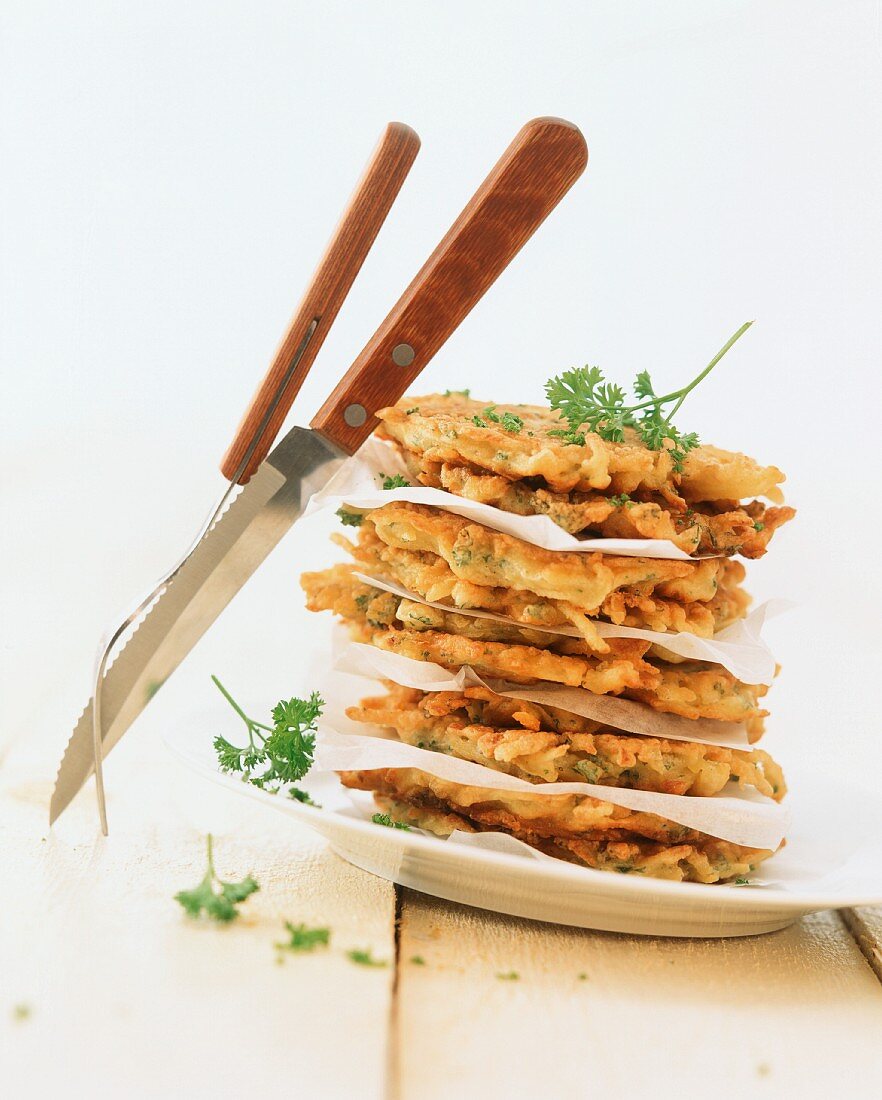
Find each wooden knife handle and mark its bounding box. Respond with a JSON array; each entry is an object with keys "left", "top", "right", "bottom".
[
  {"left": 220, "top": 122, "right": 420, "bottom": 483},
  {"left": 310, "top": 117, "right": 588, "bottom": 455}
]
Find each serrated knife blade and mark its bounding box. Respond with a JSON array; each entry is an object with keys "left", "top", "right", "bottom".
[{"left": 49, "top": 428, "right": 344, "bottom": 825}]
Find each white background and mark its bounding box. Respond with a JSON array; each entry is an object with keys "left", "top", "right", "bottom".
[{"left": 1, "top": 1, "right": 880, "bottom": 793}]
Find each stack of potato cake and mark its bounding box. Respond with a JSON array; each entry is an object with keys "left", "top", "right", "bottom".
[{"left": 302, "top": 393, "right": 794, "bottom": 883}]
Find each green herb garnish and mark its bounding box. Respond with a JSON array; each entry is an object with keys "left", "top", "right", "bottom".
[
  {"left": 608, "top": 493, "right": 633, "bottom": 508},
  {"left": 734, "top": 876, "right": 751, "bottom": 886},
  {"left": 545, "top": 322, "right": 752, "bottom": 471},
  {"left": 174, "top": 834, "right": 259, "bottom": 922},
  {"left": 276, "top": 921, "right": 331, "bottom": 953},
  {"left": 379, "top": 472, "right": 410, "bottom": 490},
  {"left": 496, "top": 971, "right": 519, "bottom": 981},
  {"left": 443, "top": 388, "right": 471, "bottom": 397},
  {"left": 346, "top": 948, "right": 388, "bottom": 967},
  {"left": 371, "top": 812, "right": 410, "bottom": 830},
  {"left": 289, "top": 787, "right": 321, "bottom": 807},
  {"left": 212, "top": 676, "right": 323, "bottom": 792},
  {"left": 410, "top": 955, "right": 426, "bottom": 965},
  {"left": 336, "top": 507, "right": 364, "bottom": 527},
  {"left": 471, "top": 415, "right": 486, "bottom": 428}
]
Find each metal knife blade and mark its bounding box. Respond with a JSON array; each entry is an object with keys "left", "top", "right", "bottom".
[{"left": 49, "top": 427, "right": 343, "bottom": 824}]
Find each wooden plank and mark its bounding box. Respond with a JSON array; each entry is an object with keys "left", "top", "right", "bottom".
[
  {"left": 395, "top": 889, "right": 882, "bottom": 1100},
  {"left": 841, "top": 907, "right": 882, "bottom": 984},
  {"left": 0, "top": 734, "right": 397, "bottom": 1100}
]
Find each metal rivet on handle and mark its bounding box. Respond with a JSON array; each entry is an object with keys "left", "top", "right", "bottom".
[
  {"left": 391, "top": 342, "right": 415, "bottom": 367},
  {"left": 344, "top": 403, "right": 367, "bottom": 428}
]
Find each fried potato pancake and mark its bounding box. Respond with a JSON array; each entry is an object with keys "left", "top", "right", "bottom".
[
  {"left": 377, "top": 394, "right": 786, "bottom": 502},
  {"left": 345, "top": 524, "right": 750, "bottom": 637},
  {"left": 396, "top": 456, "right": 795, "bottom": 559},
  {"left": 341, "top": 769, "right": 775, "bottom": 883},
  {"left": 366, "top": 501, "right": 731, "bottom": 610},
  {"left": 300, "top": 566, "right": 769, "bottom": 727},
  {"left": 348, "top": 685, "right": 785, "bottom": 799}
]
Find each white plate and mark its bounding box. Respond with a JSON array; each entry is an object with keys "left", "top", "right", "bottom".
[{"left": 164, "top": 712, "right": 882, "bottom": 939}]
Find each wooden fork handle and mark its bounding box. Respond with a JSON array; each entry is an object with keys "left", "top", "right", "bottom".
[
  {"left": 220, "top": 122, "right": 420, "bottom": 483},
  {"left": 310, "top": 117, "right": 588, "bottom": 455}
]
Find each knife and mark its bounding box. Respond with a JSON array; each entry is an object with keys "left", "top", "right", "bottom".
[
  {"left": 51, "top": 120, "right": 421, "bottom": 831},
  {"left": 50, "top": 116, "right": 588, "bottom": 830}
]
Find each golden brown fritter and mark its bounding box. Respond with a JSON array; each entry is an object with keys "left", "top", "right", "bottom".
[
  {"left": 341, "top": 768, "right": 776, "bottom": 883},
  {"left": 344, "top": 524, "right": 750, "bottom": 638},
  {"left": 377, "top": 394, "right": 786, "bottom": 501},
  {"left": 395, "top": 456, "right": 795, "bottom": 559},
  {"left": 365, "top": 501, "right": 730, "bottom": 610},
  {"left": 347, "top": 685, "right": 785, "bottom": 799},
  {"left": 300, "top": 566, "right": 769, "bottom": 727}
]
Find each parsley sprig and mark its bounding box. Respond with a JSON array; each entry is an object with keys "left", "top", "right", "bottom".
[
  {"left": 174, "top": 834, "right": 259, "bottom": 922},
  {"left": 212, "top": 676, "right": 323, "bottom": 792},
  {"left": 544, "top": 322, "right": 752, "bottom": 471}
]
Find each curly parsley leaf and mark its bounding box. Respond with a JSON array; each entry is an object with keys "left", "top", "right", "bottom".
[
  {"left": 276, "top": 921, "right": 331, "bottom": 953},
  {"left": 174, "top": 834, "right": 259, "bottom": 923},
  {"left": 212, "top": 677, "right": 323, "bottom": 793},
  {"left": 545, "top": 322, "right": 753, "bottom": 470}
]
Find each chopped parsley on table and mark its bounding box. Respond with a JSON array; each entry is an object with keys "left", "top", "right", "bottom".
[
  {"left": 276, "top": 921, "right": 331, "bottom": 954},
  {"left": 346, "top": 948, "right": 388, "bottom": 968},
  {"left": 174, "top": 834, "right": 259, "bottom": 923}
]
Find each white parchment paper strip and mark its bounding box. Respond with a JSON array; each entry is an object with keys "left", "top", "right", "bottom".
[
  {"left": 353, "top": 569, "right": 780, "bottom": 685},
  {"left": 336, "top": 639, "right": 755, "bottom": 750},
  {"left": 315, "top": 724, "right": 788, "bottom": 850},
  {"left": 305, "top": 436, "right": 697, "bottom": 560}
]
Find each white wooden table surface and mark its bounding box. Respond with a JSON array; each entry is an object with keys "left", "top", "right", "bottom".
[
  {"left": 3, "top": 727, "right": 882, "bottom": 1100},
  {"left": 4, "top": 440, "right": 882, "bottom": 1100}
]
